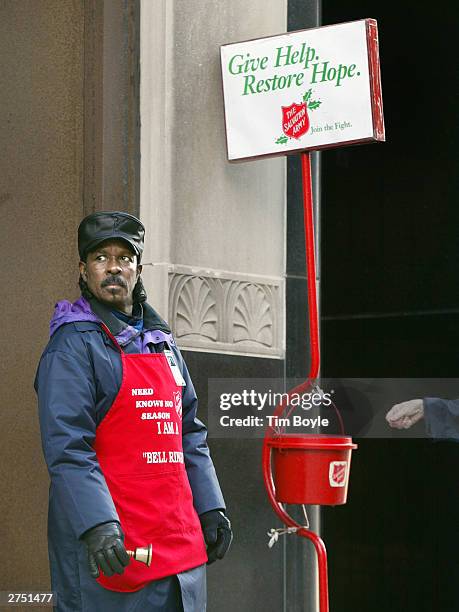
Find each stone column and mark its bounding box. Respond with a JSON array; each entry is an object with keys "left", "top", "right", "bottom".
[{"left": 140, "top": 0, "right": 286, "bottom": 360}]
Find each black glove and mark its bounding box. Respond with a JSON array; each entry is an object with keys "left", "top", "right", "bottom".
[
  {"left": 82, "top": 521, "right": 130, "bottom": 579},
  {"left": 199, "top": 510, "right": 232, "bottom": 564}
]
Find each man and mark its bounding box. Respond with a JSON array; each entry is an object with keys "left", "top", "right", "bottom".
[{"left": 35, "top": 211, "right": 232, "bottom": 612}]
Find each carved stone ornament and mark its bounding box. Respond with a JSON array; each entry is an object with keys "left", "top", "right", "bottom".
[{"left": 168, "top": 265, "right": 284, "bottom": 358}]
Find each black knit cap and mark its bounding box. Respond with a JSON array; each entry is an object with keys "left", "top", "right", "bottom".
[{"left": 78, "top": 211, "right": 145, "bottom": 262}]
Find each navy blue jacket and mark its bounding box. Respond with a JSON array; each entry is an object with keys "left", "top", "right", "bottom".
[
  {"left": 35, "top": 296, "right": 224, "bottom": 611},
  {"left": 424, "top": 397, "right": 459, "bottom": 441}
]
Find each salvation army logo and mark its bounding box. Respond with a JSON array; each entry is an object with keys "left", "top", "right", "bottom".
[
  {"left": 276, "top": 88, "right": 322, "bottom": 145},
  {"left": 173, "top": 391, "right": 182, "bottom": 418},
  {"left": 329, "top": 461, "right": 347, "bottom": 487},
  {"left": 281, "top": 102, "right": 309, "bottom": 139}
]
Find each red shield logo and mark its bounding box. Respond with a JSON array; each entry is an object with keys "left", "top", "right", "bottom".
[
  {"left": 173, "top": 390, "right": 182, "bottom": 418},
  {"left": 282, "top": 102, "right": 310, "bottom": 139},
  {"left": 329, "top": 461, "right": 347, "bottom": 487}
]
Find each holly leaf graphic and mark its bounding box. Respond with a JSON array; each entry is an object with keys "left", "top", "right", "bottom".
[
  {"left": 308, "top": 100, "right": 322, "bottom": 110},
  {"left": 276, "top": 135, "right": 289, "bottom": 144},
  {"left": 303, "top": 89, "right": 312, "bottom": 102}
]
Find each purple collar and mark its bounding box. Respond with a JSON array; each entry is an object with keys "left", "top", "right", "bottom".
[
  {"left": 50, "top": 296, "right": 175, "bottom": 351},
  {"left": 49, "top": 296, "right": 99, "bottom": 336}
]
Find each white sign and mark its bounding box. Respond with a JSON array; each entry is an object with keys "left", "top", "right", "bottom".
[{"left": 220, "top": 19, "right": 384, "bottom": 161}]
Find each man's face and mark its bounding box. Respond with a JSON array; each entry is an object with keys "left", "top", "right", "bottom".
[{"left": 79, "top": 239, "right": 142, "bottom": 314}]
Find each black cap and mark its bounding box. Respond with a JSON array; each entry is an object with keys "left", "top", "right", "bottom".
[{"left": 78, "top": 211, "right": 145, "bottom": 261}]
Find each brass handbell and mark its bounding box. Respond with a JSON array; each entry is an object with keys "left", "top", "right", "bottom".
[{"left": 126, "top": 544, "right": 152, "bottom": 567}]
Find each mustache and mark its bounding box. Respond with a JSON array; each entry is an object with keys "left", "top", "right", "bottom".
[{"left": 101, "top": 276, "right": 127, "bottom": 289}]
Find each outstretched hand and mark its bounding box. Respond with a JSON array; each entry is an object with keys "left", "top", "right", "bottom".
[{"left": 386, "top": 399, "right": 424, "bottom": 429}]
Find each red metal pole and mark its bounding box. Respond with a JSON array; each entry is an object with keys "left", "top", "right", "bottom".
[
  {"left": 301, "top": 151, "right": 320, "bottom": 381},
  {"left": 261, "top": 151, "right": 329, "bottom": 611},
  {"left": 262, "top": 443, "right": 329, "bottom": 612},
  {"left": 298, "top": 528, "right": 329, "bottom": 612}
]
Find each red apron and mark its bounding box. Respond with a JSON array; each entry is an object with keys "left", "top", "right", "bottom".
[{"left": 94, "top": 325, "right": 207, "bottom": 592}]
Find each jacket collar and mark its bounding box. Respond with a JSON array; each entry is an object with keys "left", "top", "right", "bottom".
[{"left": 87, "top": 295, "right": 171, "bottom": 335}]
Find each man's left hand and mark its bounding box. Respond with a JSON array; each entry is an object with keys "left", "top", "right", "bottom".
[{"left": 199, "top": 510, "right": 232, "bottom": 564}]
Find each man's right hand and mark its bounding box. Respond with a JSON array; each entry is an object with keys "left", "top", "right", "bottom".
[
  {"left": 386, "top": 399, "right": 424, "bottom": 429},
  {"left": 82, "top": 521, "right": 130, "bottom": 579}
]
